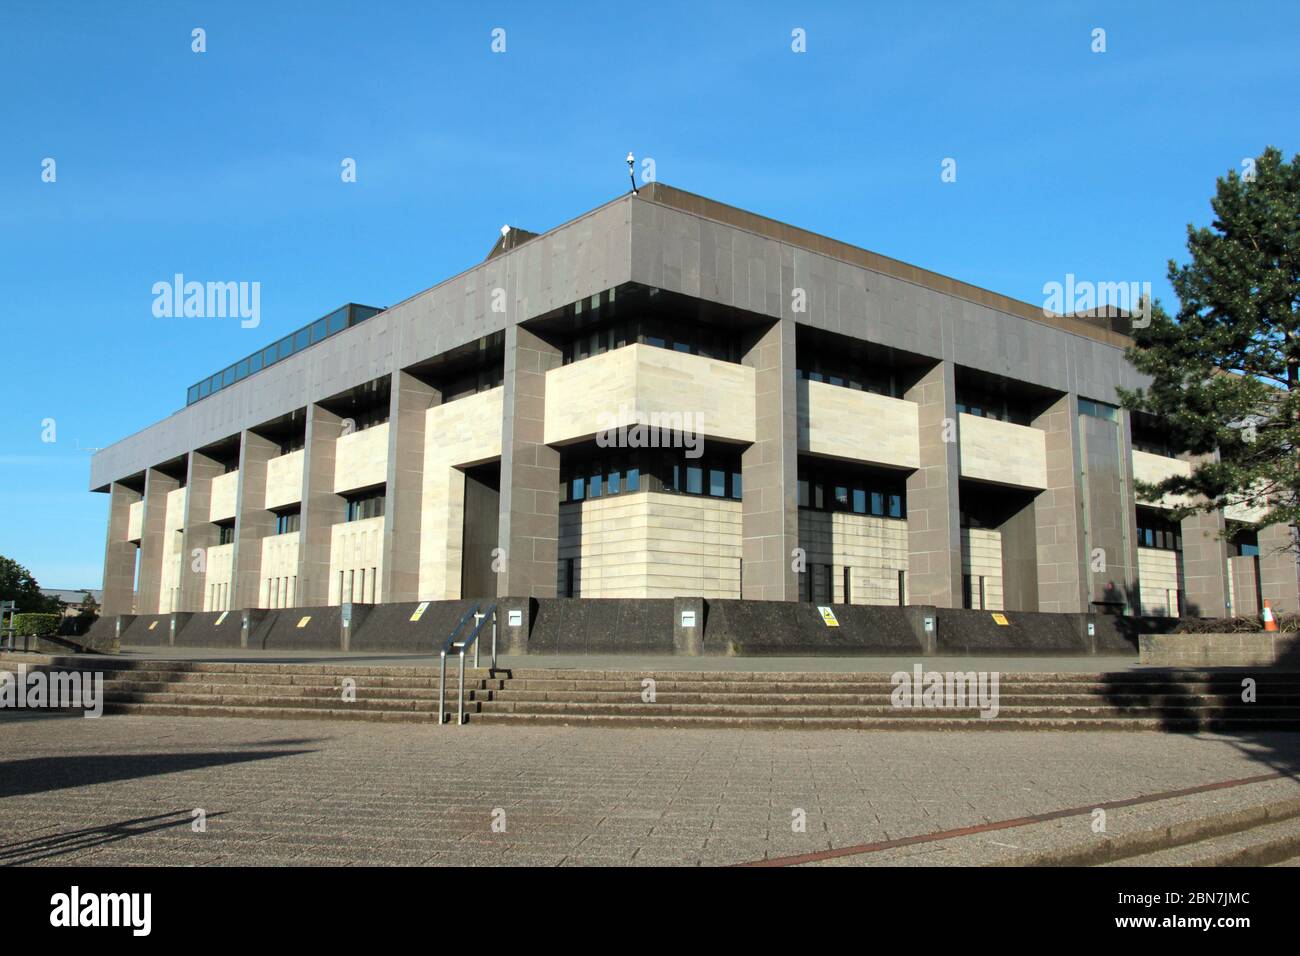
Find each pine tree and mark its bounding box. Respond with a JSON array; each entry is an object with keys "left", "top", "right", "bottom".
[{"left": 1121, "top": 147, "right": 1300, "bottom": 544}]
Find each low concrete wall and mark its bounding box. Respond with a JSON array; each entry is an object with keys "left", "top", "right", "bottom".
[{"left": 1139, "top": 632, "right": 1300, "bottom": 667}]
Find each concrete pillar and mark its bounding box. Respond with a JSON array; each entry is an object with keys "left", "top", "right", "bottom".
[
  {"left": 101, "top": 481, "right": 141, "bottom": 617},
  {"left": 232, "top": 430, "right": 278, "bottom": 611},
  {"left": 1229, "top": 555, "right": 1261, "bottom": 617},
  {"left": 180, "top": 451, "right": 224, "bottom": 612},
  {"left": 383, "top": 371, "right": 439, "bottom": 603},
  {"left": 496, "top": 325, "right": 561, "bottom": 598},
  {"left": 297, "top": 404, "right": 346, "bottom": 607},
  {"left": 741, "top": 317, "right": 799, "bottom": 601},
  {"left": 1181, "top": 509, "right": 1230, "bottom": 618},
  {"left": 1258, "top": 522, "right": 1300, "bottom": 616},
  {"left": 1033, "top": 394, "right": 1087, "bottom": 612},
  {"left": 904, "top": 361, "right": 961, "bottom": 607},
  {"left": 137, "top": 468, "right": 179, "bottom": 615},
  {"left": 1077, "top": 405, "right": 1137, "bottom": 612}
]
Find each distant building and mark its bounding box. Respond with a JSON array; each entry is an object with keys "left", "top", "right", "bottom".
[{"left": 39, "top": 589, "right": 103, "bottom": 618}]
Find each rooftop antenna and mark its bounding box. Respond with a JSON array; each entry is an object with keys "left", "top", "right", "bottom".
[{"left": 627, "top": 152, "right": 637, "bottom": 196}]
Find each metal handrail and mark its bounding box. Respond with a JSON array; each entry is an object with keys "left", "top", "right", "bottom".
[{"left": 438, "top": 603, "right": 498, "bottom": 725}]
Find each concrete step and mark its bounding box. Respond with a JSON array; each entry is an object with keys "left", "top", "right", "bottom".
[
  {"left": 104, "top": 679, "right": 490, "bottom": 700},
  {"left": 492, "top": 677, "right": 1300, "bottom": 695},
  {"left": 474, "top": 699, "right": 1300, "bottom": 720},
  {"left": 485, "top": 688, "right": 1300, "bottom": 707},
  {"left": 467, "top": 712, "right": 1297, "bottom": 731},
  {"left": 1107, "top": 816, "right": 1300, "bottom": 867},
  {"left": 101, "top": 702, "right": 448, "bottom": 723},
  {"left": 102, "top": 691, "right": 467, "bottom": 713}
]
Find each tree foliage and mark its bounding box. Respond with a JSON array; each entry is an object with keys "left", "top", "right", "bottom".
[
  {"left": 0, "top": 555, "right": 63, "bottom": 613},
  {"left": 1120, "top": 147, "right": 1300, "bottom": 540}
]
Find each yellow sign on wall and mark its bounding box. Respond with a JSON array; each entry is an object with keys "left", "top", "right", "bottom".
[
  {"left": 297, "top": 616, "right": 312, "bottom": 629},
  {"left": 410, "top": 602, "right": 430, "bottom": 623},
  {"left": 817, "top": 606, "right": 840, "bottom": 627},
  {"left": 991, "top": 613, "right": 1010, "bottom": 626},
  {"left": 148, "top": 621, "right": 158, "bottom": 631},
  {"left": 214, "top": 611, "right": 229, "bottom": 626}
]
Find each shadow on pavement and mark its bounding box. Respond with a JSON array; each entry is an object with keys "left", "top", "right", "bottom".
[
  {"left": 0, "top": 809, "right": 228, "bottom": 865},
  {"left": 0, "top": 747, "right": 318, "bottom": 799}
]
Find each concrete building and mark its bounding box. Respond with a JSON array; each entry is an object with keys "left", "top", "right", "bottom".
[{"left": 89, "top": 184, "right": 1300, "bottom": 626}]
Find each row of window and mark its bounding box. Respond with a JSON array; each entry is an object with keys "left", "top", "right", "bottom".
[
  {"left": 1136, "top": 509, "right": 1183, "bottom": 552},
  {"left": 956, "top": 390, "right": 1032, "bottom": 426},
  {"left": 560, "top": 449, "right": 743, "bottom": 503},
  {"left": 797, "top": 473, "right": 905, "bottom": 519},
  {"left": 345, "top": 491, "right": 385, "bottom": 521},
  {"left": 561, "top": 317, "right": 742, "bottom": 365},
  {"left": 187, "top": 304, "right": 382, "bottom": 406},
  {"left": 796, "top": 360, "right": 898, "bottom": 397}
]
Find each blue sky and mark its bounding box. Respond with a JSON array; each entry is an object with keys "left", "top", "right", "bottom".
[{"left": 1, "top": 0, "right": 1296, "bottom": 589}]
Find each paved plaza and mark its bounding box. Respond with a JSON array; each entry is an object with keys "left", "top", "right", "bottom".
[{"left": 3, "top": 709, "right": 1299, "bottom": 866}]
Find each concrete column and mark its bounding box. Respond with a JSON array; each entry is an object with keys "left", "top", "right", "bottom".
[
  {"left": 904, "top": 361, "right": 961, "bottom": 607},
  {"left": 180, "top": 452, "right": 223, "bottom": 612},
  {"left": 296, "top": 404, "right": 346, "bottom": 607},
  {"left": 1181, "top": 509, "right": 1230, "bottom": 618},
  {"left": 1229, "top": 555, "right": 1261, "bottom": 617},
  {"left": 1033, "top": 394, "right": 1087, "bottom": 612},
  {"left": 741, "top": 317, "right": 799, "bottom": 601},
  {"left": 383, "top": 371, "right": 439, "bottom": 603},
  {"left": 497, "top": 325, "right": 561, "bottom": 597},
  {"left": 101, "top": 481, "right": 141, "bottom": 618},
  {"left": 1258, "top": 522, "right": 1300, "bottom": 615},
  {"left": 1077, "top": 406, "right": 1137, "bottom": 612},
  {"left": 136, "top": 468, "right": 179, "bottom": 615},
  {"left": 232, "top": 430, "right": 278, "bottom": 611}
]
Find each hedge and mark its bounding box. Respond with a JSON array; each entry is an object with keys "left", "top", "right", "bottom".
[{"left": 11, "top": 613, "right": 60, "bottom": 638}]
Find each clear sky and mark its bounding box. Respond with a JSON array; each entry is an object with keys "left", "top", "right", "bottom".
[{"left": 1, "top": 0, "right": 1296, "bottom": 590}]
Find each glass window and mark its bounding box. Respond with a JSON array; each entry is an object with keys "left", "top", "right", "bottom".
[
  {"left": 797, "top": 480, "right": 810, "bottom": 508},
  {"left": 871, "top": 492, "right": 884, "bottom": 516},
  {"left": 293, "top": 328, "right": 310, "bottom": 351},
  {"left": 278, "top": 337, "right": 294, "bottom": 360},
  {"left": 327, "top": 310, "right": 348, "bottom": 335},
  {"left": 197, "top": 380, "right": 210, "bottom": 398},
  {"left": 852, "top": 489, "right": 866, "bottom": 514},
  {"left": 263, "top": 346, "right": 278, "bottom": 367},
  {"left": 607, "top": 468, "right": 620, "bottom": 495},
  {"left": 222, "top": 367, "right": 235, "bottom": 387},
  {"left": 709, "top": 469, "right": 726, "bottom": 497},
  {"left": 888, "top": 494, "right": 903, "bottom": 518},
  {"left": 571, "top": 476, "right": 585, "bottom": 501},
  {"left": 814, "top": 484, "right": 825, "bottom": 509},
  {"left": 686, "top": 465, "right": 703, "bottom": 495},
  {"left": 235, "top": 359, "right": 249, "bottom": 381},
  {"left": 834, "top": 485, "right": 849, "bottom": 509},
  {"left": 249, "top": 353, "right": 263, "bottom": 373},
  {"left": 731, "top": 472, "right": 742, "bottom": 500},
  {"left": 588, "top": 473, "right": 602, "bottom": 498},
  {"left": 625, "top": 467, "right": 640, "bottom": 492}
]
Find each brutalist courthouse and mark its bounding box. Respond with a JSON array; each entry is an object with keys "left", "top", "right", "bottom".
[{"left": 88, "top": 184, "right": 1299, "bottom": 651}]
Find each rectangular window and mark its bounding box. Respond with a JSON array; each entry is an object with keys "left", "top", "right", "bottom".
[
  {"left": 843, "top": 567, "right": 852, "bottom": 604},
  {"left": 709, "top": 468, "right": 726, "bottom": 498},
  {"left": 852, "top": 488, "right": 866, "bottom": 514},
  {"left": 730, "top": 471, "right": 742, "bottom": 500},
  {"left": 686, "top": 464, "right": 703, "bottom": 495},
  {"left": 607, "top": 468, "right": 621, "bottom": 495},
  {"left": 625, "top": 467, "right": 640, "bottom": 492}
]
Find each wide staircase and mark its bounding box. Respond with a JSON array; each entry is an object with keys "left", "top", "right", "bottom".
[{"left": 12, "top": 657, "right": 1300, "bottom": 730}]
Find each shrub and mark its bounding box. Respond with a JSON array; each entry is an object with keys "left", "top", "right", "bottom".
[
  {"left": 1173, "top": 616, "right": 1262, "bottom": 634},
  {"left": 11, "top": 613, "right": 60, "bottom": 638}
]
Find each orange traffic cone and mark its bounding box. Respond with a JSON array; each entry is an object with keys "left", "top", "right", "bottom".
[{"left": 1263, "top": 600, "right": 1278, "bottom": 632}]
